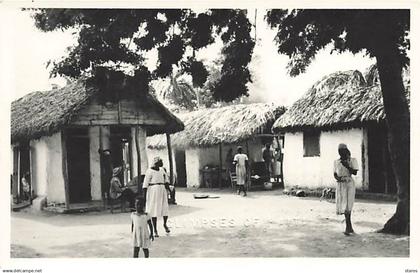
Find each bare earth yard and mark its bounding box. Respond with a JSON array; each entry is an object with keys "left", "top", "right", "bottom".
[{"left": 11, "top": 189, "right": 409, "bottom": 258}]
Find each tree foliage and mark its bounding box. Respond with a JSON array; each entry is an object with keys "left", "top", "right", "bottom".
[
  {"left": 265, "top": 9, "right": 409, "bottom": 76},
  {"left": 155, "top": 63, "right": 221, "bottom": 111},
  {"left": 31, "top": 9, "right": 255, "bottom": 102}
]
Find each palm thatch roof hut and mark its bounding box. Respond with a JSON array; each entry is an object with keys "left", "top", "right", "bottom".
[
  {"left": 273, "top": 68, "right": 410, "bottom": 132},
  {"left": 148, "top": 103, "right": 285, "bottom": 149},
  {"left": 10, "top": 79, "right": 184, "bottom": 211},
  {"left": 272, "top": 68, "right": 410, "bottom": 194},
  {"left": 147, "top": 103, "right": 286, "bottom": 188},
  {"left": 12, "top": 79, "right": 183, "bottom": 143}
]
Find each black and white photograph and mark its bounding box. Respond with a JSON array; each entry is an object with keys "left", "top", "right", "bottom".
[{"left": 0, "top": 1, "right": 418, "bottom": 272}]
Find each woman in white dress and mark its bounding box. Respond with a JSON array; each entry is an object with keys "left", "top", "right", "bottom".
[
  {"left": 233, "top": 146, "right": 249, "bottom": 196},
  {"left": 334, "top": 143, "right": 359, "bottom": 235},
  {"left": 143, "top": 157, "right": 170, "bottom": 237}
]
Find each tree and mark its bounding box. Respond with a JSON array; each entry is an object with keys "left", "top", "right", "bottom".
[
  {"left": 30, "top": 9, "right": 255, "bottom": 103},
  {"left": 266, "top": 9, "right": 410, "bottom": 234},
  {"left": 157, "top": 71, "right": 198, "bottom": 111}
]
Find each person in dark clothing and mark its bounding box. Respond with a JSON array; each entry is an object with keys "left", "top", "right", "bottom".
[
  {"left": 99, "top": 149, "right": 113, "bottom": 199},
  {"left": 262, "top": 143, "right": 274, "bottom": 177}
]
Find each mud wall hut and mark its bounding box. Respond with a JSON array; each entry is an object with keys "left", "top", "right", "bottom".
[
  {"left": 272, "top": 68, "right": 410, "bottom": 194},
  {"left": 11, "top": 79, "right": 184, "bottom": 209},
  {"left": 147, "top": 103, "right": 285, "bottom": 188}
]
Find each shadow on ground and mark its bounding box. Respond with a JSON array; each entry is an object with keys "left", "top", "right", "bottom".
[{"left": 12, "top": 204, "right": 202, "bottom": 227}]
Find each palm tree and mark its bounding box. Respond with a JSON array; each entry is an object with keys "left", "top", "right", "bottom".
[{"left": 158, "top": 71, "right": 199, "bottom": 110}]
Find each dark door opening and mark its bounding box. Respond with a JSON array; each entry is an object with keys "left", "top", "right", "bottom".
[
  {"left": 175, "top": 149, "right": 187, "bottom": 187},
  {"left": 67, "top": 128, "right": 91, "bottom": 203},
  {"left": 367, "top": 124, "right": 396, "bottom": 194},
  {"left": 12, "top": 147, "right": 19, "bottom": 202},
  {"left": 19, "top": 142, "right": 31, "bottom": 201},
  {"left": 110, "top": 126, "right": 132, "bottom": 185}
]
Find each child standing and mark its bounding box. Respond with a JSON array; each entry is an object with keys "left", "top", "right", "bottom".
[{"left": 131, "top": 198, "right": 154, "bottom": 258}]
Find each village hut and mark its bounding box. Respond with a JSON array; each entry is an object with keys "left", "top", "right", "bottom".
[
  {"left": 272, "top": 68, "right": 410, "bottom": 194},
  {"left": 147, "top": 103, "right": 286, "bottom": 188},
  {"left": 11, "top": 79, "right": 184, "bottom": 210}
]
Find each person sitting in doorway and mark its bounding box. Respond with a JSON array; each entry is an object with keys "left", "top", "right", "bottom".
[
  {"left": 21, "top": 172, "right": 31, "bottom": 201},
  {"left": 109, "top": 166, "right": 136, "bottom": 210}
]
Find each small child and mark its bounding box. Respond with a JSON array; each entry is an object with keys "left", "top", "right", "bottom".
[{"left": 131, "top": 198, "right": 154, "bottom": 258}]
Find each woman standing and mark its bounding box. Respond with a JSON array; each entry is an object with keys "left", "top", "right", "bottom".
[
  {"left": 143, "top": 157, "right": 170, "bottom": 237},
  {"left": 233, "top": 146, "right": 249, "bottom": 197},
  {"left": 334, "top": 143, "right": 359, "bottom": 235}
]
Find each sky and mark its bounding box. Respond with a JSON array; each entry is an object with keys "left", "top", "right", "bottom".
[{"left": 2, "top": 8, "right": 376, "bottom": 106}]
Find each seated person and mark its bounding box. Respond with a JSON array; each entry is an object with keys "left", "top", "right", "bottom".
[{"left": 109, "top": 167, "right": 135, "bottom": 209}]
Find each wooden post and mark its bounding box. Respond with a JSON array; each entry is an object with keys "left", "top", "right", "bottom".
[
  {"left": 99, "top": 126, "right": 105, "bottom": 207},
  {"left": 12, "top": 147, "right": 19, "bottom": 204},
  {"left": 17, "top": 148, "right": 21, "bottom": 203},
  {"left": 61, "top": 130, "right": 71, "bottom": 210},
  {"left": 166, "top": 133, "right": 174, "bottom": 185},
  {"left": 218, "top": 143, "right": 222, "bottom": 189},
  {"left": 117, "top": 100, "right": 122, "bottom": 124},
  {"left": 29, "top": 146, "right": 33, "bottom": 205},
  {"left": 135, "top": 126, "right": 142, "bottom": 195},
  {"left": 245, "top": 140, "right": 250, "bottom": 190}
]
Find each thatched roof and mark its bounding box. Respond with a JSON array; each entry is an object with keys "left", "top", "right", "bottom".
[
  {"left": 11, "top": 79, "right": 184, "bottom": 143},
  {"left": 147, "top": 103, "right": 286, "bottom": 149},
  {"left": 272, "top": 69, "right": 410, "bottom": 132}
]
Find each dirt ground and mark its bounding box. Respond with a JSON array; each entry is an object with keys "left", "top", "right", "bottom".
[{"left": 10, "top": 188, "right": 409, "bottom": 258}]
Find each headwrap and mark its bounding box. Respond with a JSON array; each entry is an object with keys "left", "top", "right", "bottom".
[
  {"left": 112, "top": 166, "right": 122, "bottom": 177},
  {"left": 153, "top": 156, "right": 162, "bottom": 165},
  {"left": 338, "top": 143, "right": 348, "bottom": 150}
]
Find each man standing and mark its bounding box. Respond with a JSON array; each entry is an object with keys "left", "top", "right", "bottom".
[
  {"left": 99, "top": 149, "right": 113, "bottom": 201},
  {"left": 334, "top": 143, "right": 359, "bottom": 236},
  {"left": 262, "top": 143, "right": 275, "bottom": 177}
]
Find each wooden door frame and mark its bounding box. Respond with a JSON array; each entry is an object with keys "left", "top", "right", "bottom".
[{"left": 61, "top": 130, "right": 70, "bottom": 209}]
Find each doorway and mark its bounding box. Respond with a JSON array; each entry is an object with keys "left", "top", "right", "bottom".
[
  {"left": 367, "top": 124, "right": 396, "bottom": 194},
  {"left": 175, "top": 149, "right": 187, "bottom": 187},
  {"left": 110, "top": 126, "right": 132, "bottom": 185},
  {"left": 67, "top": 128, "right": 91, "bottom": 203},
  {"left": 19, "top": 142, "right": 31, "bottom": 201}
]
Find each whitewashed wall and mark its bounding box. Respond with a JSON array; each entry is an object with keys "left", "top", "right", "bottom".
[
  {"left": 131, "top": 127, "right": 149, "bottom": 177},
  {"left": 30, "top": 138, "right": 48, "bottom": 197},
  {"left": 283, "top": 128, "right": 364, "bottom": 189},
  {"left": 88, "top": 127, "right": 102, "bottom": 200},
  {"left": 45, "top": 132, "right": 66, "bottom": 203},
  {"left": 184, "top": 148, "right": 199, "bottom": 187}
]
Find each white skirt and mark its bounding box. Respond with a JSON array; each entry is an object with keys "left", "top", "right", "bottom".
[
  {"left": 336, "top": 177, "right": 355, "bottom": 214},
  {"left": 145, "top": 184, "right": 169, "bottom": 217},
  {"left": 236, "top": 165, "right": 247, "bottom": 185}
]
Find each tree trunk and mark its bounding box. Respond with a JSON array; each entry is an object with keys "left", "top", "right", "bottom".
[
  {"left": 135, "top": 126, "right": 142, "bottom": 195},
  {"left": 375, "top": 50, "right": 410, "bottom": 235},
  {"left": 166, "top": 133, "right": 174, "bottom": 184}
]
